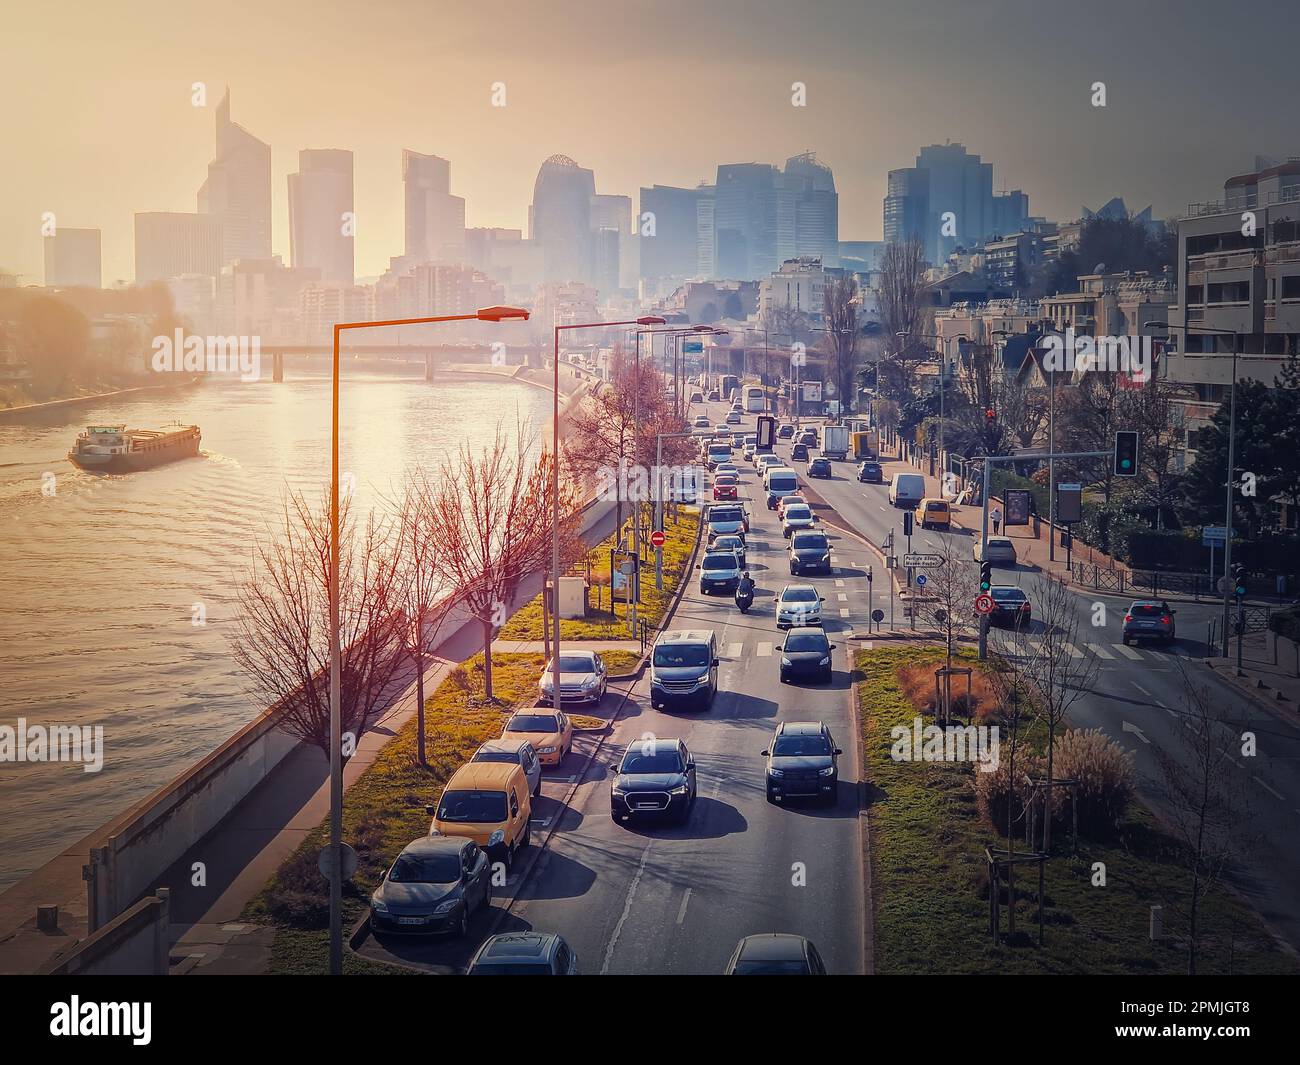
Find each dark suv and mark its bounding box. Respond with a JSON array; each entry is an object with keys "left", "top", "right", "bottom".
[
  {"left": 1122, "top": 599, "right": 1176, "bottom": 645},
  {"left": 610, "top": 738, "right": 697, "bottom": 824},
  {"left": 789, "top": 530, "right": 832, "bottom": 576},
  {"left": 762, "top": 721, "right": 841, "bottom": 804},
  {"left": 649, "top": 630, "right": 719, "bottom": 711}
]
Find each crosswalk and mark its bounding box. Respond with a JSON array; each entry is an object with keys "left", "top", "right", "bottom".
[{"left": 986, "top": 632, "right": 1190, "bottom": 665}]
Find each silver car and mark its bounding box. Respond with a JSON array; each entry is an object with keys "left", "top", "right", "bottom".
[
  {"left": 538, "top": 650, "right": 607, "bottom": 707},
  {"left": 471, "top": 737, "right": 542, "bottom": 797},
  {"left": 776, "top": 584, "right": 825, "bottom": 629},
  {"left": 973, "top": 536, "right": 1018, "bottom": 565}
]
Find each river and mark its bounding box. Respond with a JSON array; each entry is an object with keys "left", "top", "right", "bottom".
[{"left": 0, "top": 367, "right": 552, "bottom": 891}]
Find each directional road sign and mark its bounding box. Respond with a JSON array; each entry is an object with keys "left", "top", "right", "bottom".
[{"left": 902, "top": 552, "right": 946, "bottom": 568}]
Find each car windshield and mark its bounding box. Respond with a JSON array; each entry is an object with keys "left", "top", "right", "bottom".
[
  {"left": 793, "top": 534, "right": 827, "bottom": 550},
  {"left": 773, "top": 733, "right": 830, "bottom": 755},
  {"left": 734, "top": 958, "right": 810, "bottom": 975},
  {"left": 1131, "top": 604, "right": 1166, "bottom": 616},
  {"left": 620, "top": 749, "right": 684, "bottom": 774},
  {"left": 710, "top": 508, "right": 742, "bottom": 522},
  {"left": 783, "top": 587, "right": 817, "bottom": 603},
  {"left": 388, "top": 851, "right": 462, "bottom": 883},
  {"left": 784, "top": 633, "right": 829, "bottom": 652},
  {"left": 990, "top": 589, "right": 1025, "bottom": 602},
  {"left": 507, "top": 714, "right": 559, "bottom": 733},
  {"left": 654, "top": 643, "right": 710, "bottom": 667},
  {"left": 702, "top": 554, "right": 737, "bottom": 570},
  {"left": 554, "top": 654, "right": 595, "bottom": 672},
  {"left": 473, "top": 749, "right": 516, "bottom": 764},
  {"left": 715, "top": 475, "right": 737, "bottom": 485},
  {"left": 437, "top": 790, "right": 506, "bottom": 823},
  {"left": 784, "top": 506, "right": 811, "bottom": 519}
]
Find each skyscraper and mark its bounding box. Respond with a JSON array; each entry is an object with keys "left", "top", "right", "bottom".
[
  {"left": 530, "top": 154, "right": 597, "bottom": 285},
  {"left": 783, "top": 152, "right": 839, "bottom": 266},
  {"left": 403, "top": 150, "right": 466, "bottom": 264},
  {"left": 714, "top": 163, "right": 781, "bottom": 280},
  {"left": 197, "top": 90, "right": 271, "bottom": 266},
  {"left": 288, "top": 149, "right": 354, "bottom": 284},
  {"left": 43, "top": 228, "right": 101, "bottom": 288},
  {"left": 134, "top": 212, "right": 223, "bottom": 282}
]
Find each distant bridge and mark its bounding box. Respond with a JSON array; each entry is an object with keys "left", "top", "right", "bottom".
[{"left": 258, "top": 342, "right": 546, "bottom": 382}]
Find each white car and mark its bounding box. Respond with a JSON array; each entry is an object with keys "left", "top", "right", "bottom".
[
  {"left": 780, "top": 503, "right": 816, "bottom": 538},
  {"left": 742, "top": 443, "right": 757, "bottom": 461},
  {"left": 715, "top": 463, "right": 740, "bottom": 479},
  {"left": 776, "top": 584, "right": 825, "bottom": 629},
  {"left": 693, "top": 414, "right": 711, "bottom": 428},
  {"left": 756, "top": 454, "right": 783, "bottom": 475},
  {"left": 726, "top": 410, "right": 742, "bottom": 425}
]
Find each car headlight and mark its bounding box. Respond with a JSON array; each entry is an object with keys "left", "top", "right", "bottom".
[
  {"left": 669, "top": 785, "right": 689, "bottom": 796},
  {"left": 821, "top": 553, "right": 831, "bottom": 562},
  {"left": 582, "top": 677, "right": 601, "bottom": 691},
  {"left": 538, "top": 745, "right": 557, "bottom": 753},
  {"left": 769, "top": 768, "right": 784, "bottom": 778},
  {"left": 487, "top": 829, "right": 505, "bottom": 847},
  {"left": 819, "top": 656, "right": 830, "bottom": 666},
  {"left": 819, "top": 766, "right": 836, "bottom": 777},
  {"left": 781, "top": 657, "right": 792, "bottom": 667},
  {"left": 433, "top": 899, "right": 459, "bottom": 915},
  {"left": 370, "top": 896, "right": 389, "bottom": 912},
  {"left": 611, "top": 787, "right": 626, "bottom": 798}
]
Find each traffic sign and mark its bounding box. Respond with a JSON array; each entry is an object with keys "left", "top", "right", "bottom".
[
  {"left": 1202, "top": 526, "right": 1228, "bottom": 546},
  {"left": 915, "top": 574, "right": 928, "bottom": 586},
  {"left": 902, "top": 552, "right": 945, "bottom": 568},
  {"left": 650, "top": 530, "right": 666, "bottom": 548},
  {"left": 318, "top": 842, "right": 358, "bottom": 882},
  {"left": 974, "top": 594, "right": 995, "bottom": 616}
]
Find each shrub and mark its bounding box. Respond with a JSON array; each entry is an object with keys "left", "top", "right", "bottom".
[
  {"left": 1049, "top": 728, "right": 1136, "bottom": 837},
  {"left": 973, "top": 753, "right": 1043, "bottom": 837}
]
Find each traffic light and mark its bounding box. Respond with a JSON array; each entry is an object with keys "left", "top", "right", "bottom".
[
  {"left": 1232, "top": 564, "right": 1247, "bottom": 598},
  {"left": 984, "top": 408, "right": 996, "bottom": 423},
  {"left": 980, "top": 560, "right": 993, "bottom": 592},
  {"left": 903, "top": 511, "right": 913, "bottom": 537},
  {"left": 1114, "top": 430, "right": 1139, "bottom": 477}
]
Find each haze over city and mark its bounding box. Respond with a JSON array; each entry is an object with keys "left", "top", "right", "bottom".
[{"left": 3, "top": 0, "right": 1296, "bottom": 283}]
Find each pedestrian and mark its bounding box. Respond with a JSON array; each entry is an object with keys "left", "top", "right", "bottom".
[{"left": 992, "top": 505, "right": 1002, "bottom": 535}]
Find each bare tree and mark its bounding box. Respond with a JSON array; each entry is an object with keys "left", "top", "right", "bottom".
[
  {"left": 231, "top": 490, "right": 409, "bottom": 761},
  {"left": 821, "top": 274, "right": 860, "bottom": 412},
  {"left": 877, "top": 239, "right": 928, "bottom": 399},
  {"left": 919, "top": 539, "right": 981, "bottom": 711},
  {"left": 1154, "top": 667, "right": 1254, "bottom": 974}
]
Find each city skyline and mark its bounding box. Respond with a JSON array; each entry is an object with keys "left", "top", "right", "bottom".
[{"left": 3, "top": 0, "right": 1296, "bottom": 285}]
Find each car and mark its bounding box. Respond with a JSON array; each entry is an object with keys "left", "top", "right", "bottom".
[
  {"left": 888, "top": 472, "right": 926, "bottom": 508},
  {"left": 467, "top": 932, "right": 580, "bottom": 975},
  {"left": 973, "top": 536, "right": 1017, "bottom": 565},
  {"left": 699, "top": 548, "right": 742, "bottom": 594},
  {"left": 742, "top": 442, "right": 757, "bottom": 461},
  {"left": 537, "top": 649, "right": 607, "bottom": 707},
  {"left": 369, "top": 835, "right": 491, "bottom": 937},
  {"left": 790, "top": 441, "right": 810, "bottom": 462},
  {"left": 730, "top": 431, "right": 745, "bottom": 447},
  {"left": 777, "top": 423, "right": 796, "bottom": 440},
  {"left": 705, "top": 443, "right": 733, "bottom": 469},
  {"left": 762, "top": 719, "right": 840, "bottom": 799},
  {"left": 776, "top": 584, "right": 824, "bottom": 628},
  {"left": 777, "top": 629, "right": 835, "bottom": 687},
  {"left": 715, "top": 462, "right": 740, "bottom": 479},
  {"left": 610, "top": 737, "right": 697, "bottom": 824},
  {"left": 706, "top": 502, "right": 748, "bottom": 540},
  {"left": 690, "top": 391, "right": 704, "bottom": 403},
  {"left": 715, "top": 422, "right": 729, "bottom": 434},
  {"left": 1123, "top": 599, "right": 1176, "bottom": 645},
  {"left": 788, "top": 529, "right": 831, "bottom": 575},
  {"left": 471, "top": 738, "right": 542, "bottom": 797},
  {"left": 807, "top": 457, "right": 832, "bottom": 479},
  {"left": 712, "top": 473, "right": 739, "bottom": 501},
  {"left": 649, "top": 629, "right": 718, "bottom": 711},
  {"left": 781, "top": 503, "right": 816, "bottom": 538},
  {"left": 693, "top": 414, "right": 711, "bottom": 428},
  {"left": 725, "top": 410, "right": 742, "bottom": 424},
  {"left": 776, "top": 492, "right": 808, "bottom": 518},
  {"left": 856, "top": 460, "right": 883, "bottom": 484},
  {"left": 756, "top": 453, "right": 783, "bottom": 475},
  {"left": 797, "top": 430, "right": 817, "bottom": 448},
  {"left": 985, "top": 585, "right": 1032, "bottom": 628},
  {"left": 707, "top": 390, "right": 721, "bottom": 402},
  {"left": 724, "top": 934, "right": 827, "bottom": 975},
  {"left": 430, "top": 761, "right": 531, "bottom": 869},
  {"left": 502, "top": 709, "right": 573, "bottom": 766},
  {"left": 764, "top": 466, "right": 800, "bottom": 509},
  {"left": 712, "top": 533, "right": 747, "bottom": 568},
  {"left": 918, "top": 497, "right": 952, "bottom": 530}
]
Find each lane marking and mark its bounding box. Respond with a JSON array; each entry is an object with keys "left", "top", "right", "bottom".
[
  {"left": 1113, "top": 642, "right": 1144, "bottom": 660},
  {"left": 725, "top": 642, "right": 743, "bottom": 658},
  {"left": 1090, "top": 643, "right": 1115, "bottom": 660},
  {"left": 835, "top": 579, "right": 845, "bottom": 588},
  {"left": 1063, "top": 642, "right": 1084, "bottom": 659},
  {"left": 676, "top": 887, "right": 693, "bottom": 925},
  {"left": 756, "top": 642, "right": 773, "bottom": 657},
  {"left": 1254, "top": 776, "right": 1285, "bottom": 801},
  {"left": 837, "top": 593, "right": 848, "bottom": 602},
  {"left": 840, "top": 608, "right": 850, "bottom": 618},
  {"left": 601, "top": 843, "right": 652, "bottom": 976}
]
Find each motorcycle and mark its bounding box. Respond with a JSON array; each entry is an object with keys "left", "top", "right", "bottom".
[{"left": 735, "top": 582, "right": 755, "bottom": 614}]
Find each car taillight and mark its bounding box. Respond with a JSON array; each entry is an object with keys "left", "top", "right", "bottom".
[
  {"left": 1124, "top": 614, "right": 1132, "bottom": 623},
  {"left": 1161, "top": 616, "right": 1170, "bottom": 625}
]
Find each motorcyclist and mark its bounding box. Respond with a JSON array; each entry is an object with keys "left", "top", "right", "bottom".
[{"left": 735, "top": 570, "right": 756, "bottom": 611}]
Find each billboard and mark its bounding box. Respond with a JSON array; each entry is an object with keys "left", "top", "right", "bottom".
[
  {"left": 1056, "top": 483, "right": 1083, "bottom": 523},
  {"left": 1004, "top": 489, "right": 1032, "bottom": 526},
  {"left": 801, "top": 381, "right": 822, "bottom": 402}
]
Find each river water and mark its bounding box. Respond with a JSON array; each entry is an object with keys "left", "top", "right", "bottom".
[{"left": 0, "top": 367, "right": 551, "bottom": 891}]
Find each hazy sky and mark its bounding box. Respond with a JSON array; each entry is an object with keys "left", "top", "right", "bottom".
[{"left": 3, "top": 0, "right": 1297, "bottom": 284}]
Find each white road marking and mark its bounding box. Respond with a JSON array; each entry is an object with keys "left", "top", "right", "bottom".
[
  {"left": 726, "top": 642, "right": 743, "bottom": 658},
  {"left": 756, "top": 642, "right": 773, "bottom": 657},
  {"left": 1254, "top": 776, "right": 1285, "bottom": 801},
  {"left": 542, "top": 775, "right": 578, "bottom": 783},
  {"left": 1090, "top": 643, "right": 1115, "bottom": 659},
  {"left": 676, "top": 888, "right": 693, "bottom": 925},
  {"left": 837, "top": 593, "right": 848, "bottom": 602},
  {"left": 1063, "top": 642, "right": 1084, "bottom": 659},
  {"left": 602, "top": 843, "right": 652, "bottom": 975},
  {"left": 835, "top": 579, "right": 845, "bottom": 588},
  {"left": 1113, "top": 642, "right": 1144, "bottom": 660},
  {"left": 840, "top": 608, "right": 850, "bottom": 617}
]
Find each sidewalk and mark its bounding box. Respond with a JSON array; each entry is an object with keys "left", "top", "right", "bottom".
[{"left": 1206, "top": 630, "right": 1300, "bottom": 726}]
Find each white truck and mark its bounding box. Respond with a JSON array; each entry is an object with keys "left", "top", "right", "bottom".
[{"left": 821, "top": 424, "right": 849, "bottom": 461}]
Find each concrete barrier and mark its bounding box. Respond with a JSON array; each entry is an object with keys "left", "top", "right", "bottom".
[{"left": 41, "top": 889, "right": 170, "bottom": 976}]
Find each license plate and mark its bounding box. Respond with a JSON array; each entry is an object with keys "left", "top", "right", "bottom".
[
  {"left": 635, "top": 802, "right": 660, "bottom": 810},
  {"left": 396, "top": 916, "right": 426, "bottom": 925}
]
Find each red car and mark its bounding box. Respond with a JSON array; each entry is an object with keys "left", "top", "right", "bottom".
[{"left": 712, "top": 474, "right": 739, "bottom": 501}]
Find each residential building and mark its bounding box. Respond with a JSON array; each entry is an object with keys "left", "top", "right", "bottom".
[
  {"left": 464, "top": 227, "right": 545, "bottom": 299},
  {"left": 300, "top": 282, "right": 374, "bottom": 339},
  {"left": 288, "top": 149, "right": 354, "bottom": 284},
  {"left": 374, "top": 262, "right": 504, "bottom": 324},
  {"left": 134, "top": 212, "right": 223, "bottom": 283},
  {"left": 759, "top": 256, "right": 830, "bottom": 320},
  {"left": 217, "top": 257, "right": 320, "bottom": 339},
  {"left": 533, "top": 280, "right": 599, "bottom": 333},
  {"left": 197, "top": 90, "right": 272, "bottom": 267},
  {"left": 43, "top": 227, "right": 101, "bottom": 288}
]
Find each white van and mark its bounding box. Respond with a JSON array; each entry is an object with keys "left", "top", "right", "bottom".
[
  {"left": 888, "top": 473, "right": 925, "bottom": 509},
  {"left": 764, "top": 466, "right": 799, "bottom": 510}
]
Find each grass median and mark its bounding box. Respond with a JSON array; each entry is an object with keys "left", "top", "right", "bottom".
[
  {"left": 857, "top": 644, "right": 1296, "bottom": 975},
  {"left": 497, "top": 506, "right": 699, "bottom": 642}
]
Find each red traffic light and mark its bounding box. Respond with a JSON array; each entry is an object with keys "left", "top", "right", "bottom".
[{"left": 984, "top": 408, "right": 995, "bottom": 421}]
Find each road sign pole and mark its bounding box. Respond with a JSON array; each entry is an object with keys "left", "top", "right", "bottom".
[{"left": 979, "top": 613, "right": 988, "bottom": 660}]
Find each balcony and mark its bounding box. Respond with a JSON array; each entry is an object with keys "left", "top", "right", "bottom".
[{"left": 1188, "top": 250, "right": 1258, "bottom": 271}]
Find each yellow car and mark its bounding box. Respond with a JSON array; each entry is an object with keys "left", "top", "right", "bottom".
[
  {"left": 918, "top": 497, "right": 952, "bottom": 530},
  {"left": 502, "top": 709, "right": 573, "bottom": 767},
  {"left": 430, "top": 761, "right": 532, "bottom": 869}
]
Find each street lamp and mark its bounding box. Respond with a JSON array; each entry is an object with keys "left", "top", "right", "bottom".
[
  {"left": 1146, "top": 318, "right": 1242, "bottom": 651},
  {"left": 913, "top": 331, "right": 968, "bottom": 471},
  {"left": 328, "top": 304, "right": 528, "bottom": 975}
]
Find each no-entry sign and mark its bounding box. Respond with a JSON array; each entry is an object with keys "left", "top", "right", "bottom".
[
  {"left": 974, "top": 594, "right": 995, "bottom": 616},
  {"left": 650, "top": 530, "right": 666, "bottom": 548}
]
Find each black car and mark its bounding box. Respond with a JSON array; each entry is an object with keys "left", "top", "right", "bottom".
[
  {"left": 788, "top": 530, "right": 831, "bottom": 575},
  {"left": 762, "top": 721, "right": 840, "bottom": 804},
  {"left": 791, "top": 442, "right": 810, "bottom": 462},
  {"left": 807, "top": 457, "right": 832, "bottom": 479},
  {"left": 725, "top": 934, "right": 826, "bottom": 974},
  {"left": 777, "top": 423, "right": 795, "bottom": 439},
  {"left": 856, "top": 461, "right": 883, "bottom": 484},
  {"left": 778, "top": 626, "right": 834, "bottom": 684},
  {"left": 797, "top": 430, "right": 817, "bottom": 448},
  {"left": 369, "top": 836, "right": 491, "bottom": 937},
  {"left": 986, "top": 586, "right": 1032, "bottom": 628},
  {"left": 610, "top": 738, "right": 696, "bottom": 824}
]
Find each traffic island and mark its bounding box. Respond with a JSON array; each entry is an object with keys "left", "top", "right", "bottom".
[{"left": 854, "top": 643, "right": 1297, "bottom": 974}]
